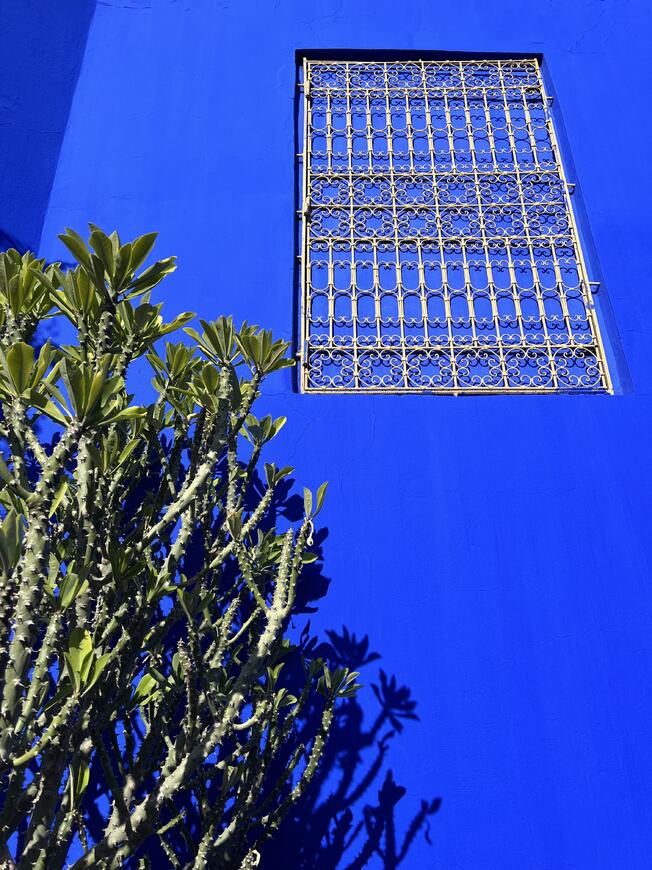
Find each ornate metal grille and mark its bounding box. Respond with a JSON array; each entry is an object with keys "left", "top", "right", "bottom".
[{"left": 298, "top": 58, "right": 612, "bottom": 393}]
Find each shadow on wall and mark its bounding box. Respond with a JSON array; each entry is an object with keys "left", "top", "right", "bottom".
[
  {"left": 261, "top": 622, "right": 442, "bottom": 870},
  {"left": 0, "top": 0, "right": 96, "bottom": 253},
  {"left": 257, "top": 483, "right": 442, "bottom": 869}
]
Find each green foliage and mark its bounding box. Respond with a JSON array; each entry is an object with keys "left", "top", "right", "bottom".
[{"left": 0, "top": 228, "right": 357, "bottom": 869}]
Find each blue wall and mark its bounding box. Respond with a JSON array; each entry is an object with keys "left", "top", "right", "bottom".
[
  {"left": 8, "top": 0, "right": 652, "bottom": 866},
  {"left": 0, "top": 0, "right": 95, "bottom": 251}
]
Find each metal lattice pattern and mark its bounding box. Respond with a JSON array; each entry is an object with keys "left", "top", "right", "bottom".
[{"left": 298, "top": 58, "right": 611, "bottom": 393}]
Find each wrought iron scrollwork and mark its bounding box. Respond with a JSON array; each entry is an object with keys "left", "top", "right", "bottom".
[{"left": 299, "top": 58, "right": 611, "bottom": 393}]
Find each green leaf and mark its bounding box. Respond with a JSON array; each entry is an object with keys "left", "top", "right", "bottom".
[
  {"left": 59, "top": 359, "right": 84, "bottom": 417},
  {"left": 0, "top": 455, "right": 16, "bottom": 487},
  {"left": 117, "top": 440, "right": 140, "bottom": 465},
  {"left": 134, "top": 673, "right": 157, "bottom": 699},
  {"left": 112, "top": 242, "right": 133, "bottom": 289},
  {"left": 85, "top": 364, "right": 109, "bottom": 416},
  {"left": 100, "top": 406, "right": 146, "bottom": 426},
  {"left": 315, "top": 481, "right": 328, "bottom": 516},
  {"left": 269, "top": 357, "right": 295, "bottom": 372},
  {"left": 59, "top": 572, "right": 89, "bottom": 610},
  {"left": 129, "top": 232, "right": 158, "bottom": 273},
  {"left": 69, "top": 760, "right": 90, "bottom": 803},
  {"left": 43, "top": 681, "right": 73, "bottom": 716},
  {"left": 5, "top": 342, "right": 34, "bottom": 394},
  {"left": 69, "top": 627, "right": 92, "bottom": 658},
  {"left": 64, "top": 628, "right": 94, "bottom": 692},
  {"left": 264, "top": 462, "right": 276, "bottom": 487},
  {"left": 133, "top": 672, "right": 160, "bottom": 705},
  {"left": 89, "top": 253, "right": 106, "bottom": 289},
  {"left": 64, "top": 652, "right": 81, "bottom": 694},
  {"left": 226, "top": 510, "right": 242, "bottom": 540},
  {"left": 48, "top": 480, "right": 69, "bottom": 517},
  {"left": 128, "top": 257, "right": 177, "bottom": 294},
  {"left": 79, "top": 649, "right": 96, "bottom": 687},
  {"left": 160, "top": 311, "right": 194, "bottom": 336},
  {"left": 29, "top": 391, "right": 69, "bottom": 425},
  {"left": 44, "top": 554, "right": 59, "bottom": 598},
  {"left": 32, "top": 339, "right": 55, "bottom": 387},
  {"left": 84, "top": 653, "right": 111, "bottom": 693},
  {"left": 183, "top": 327, "right": 203, "bottom": 346},
  {"left": 303, "top": 487, "right": 313, "bottom": 517},
  {"left": 0, "top": 510, "right": 22, "bottom": 574},
  {"left": 201, "top": 363, "right": 219, "bottom": 394},
  {"left": 272, "top": 416, "right": 287, "bottom": 437},
  {"left": 58, "top": 229, "right": 92, "bottom": 271},
  {"left": 89, "top": 228, "right": 115, "bottom": 278}
]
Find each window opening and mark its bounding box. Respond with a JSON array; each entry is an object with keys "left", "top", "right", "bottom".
[{"left": 298, "top": 57, "right": 612, "bottom": 393}]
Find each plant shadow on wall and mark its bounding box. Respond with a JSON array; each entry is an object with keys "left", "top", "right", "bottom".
[
  {"left": 261, "top": 623, "right": 443, "bottom": 870},
  {"left": 0, "top": 229, "right": 439, "bottom": 870}
]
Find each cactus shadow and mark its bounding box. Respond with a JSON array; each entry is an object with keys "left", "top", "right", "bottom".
[
  {"left": 255, "top": 478, "right": 442, "bottom": 868},
  {"left": 260, "top": 621, "right": 441, "bottom": 870}
]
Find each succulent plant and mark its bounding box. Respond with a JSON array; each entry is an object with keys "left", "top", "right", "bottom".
[{"left": 0, "top": 227, "right": 359, "bottom": 869}]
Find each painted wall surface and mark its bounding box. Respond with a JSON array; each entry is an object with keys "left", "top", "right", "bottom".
[
  {"left": 5, "top": 0, "right": 652, "bottom": 866},
  {"left": 0, "top": 0, "right": 95, "bottom": 251}
]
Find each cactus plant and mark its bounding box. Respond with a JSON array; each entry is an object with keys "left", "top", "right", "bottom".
[{"left": 0, "top": 227, "right": 360, "bottom": 869}]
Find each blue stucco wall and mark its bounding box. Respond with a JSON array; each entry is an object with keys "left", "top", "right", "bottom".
[
  {"left": 6, "top": 0, "right": 652, "bottom": 866},
  {"left": 0, "top": 0, "right": 95, "bottom": 251}
]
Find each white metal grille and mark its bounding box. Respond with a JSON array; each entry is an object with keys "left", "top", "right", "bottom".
[{"left": 298, "top": 57, "right": 611, "bottom": 393}]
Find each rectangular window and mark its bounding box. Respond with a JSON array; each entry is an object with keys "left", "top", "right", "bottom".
[{"left": 298, "top": 57, "right": 612, "bottom": 393}]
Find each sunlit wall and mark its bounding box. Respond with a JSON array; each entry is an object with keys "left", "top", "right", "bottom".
[{"left": 4, "top": 1, "right": 652, "bottom": 866}]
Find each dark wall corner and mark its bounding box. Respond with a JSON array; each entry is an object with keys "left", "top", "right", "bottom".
[{"left": 0, "top": 0, "right": 96, "bottom": 253}]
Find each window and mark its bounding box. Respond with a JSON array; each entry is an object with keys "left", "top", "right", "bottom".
[{"left": 298, "top": 57, "right": 612, "bottom": 393}]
